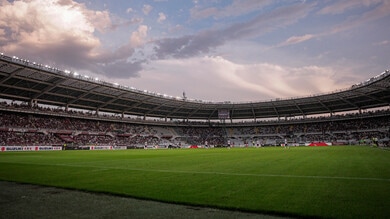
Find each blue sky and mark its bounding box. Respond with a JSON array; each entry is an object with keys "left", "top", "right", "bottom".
[{"left": 0, "top": 0, "right": 389, "bottom": 102}]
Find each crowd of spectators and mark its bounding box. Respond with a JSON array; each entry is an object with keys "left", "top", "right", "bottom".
[
  {"left": 0, "top": 110, "right": 166, "bottom": 147},
  {"left": 0, "top": 101, "right": 389, "bottom": 147},
  {"left": 0, "top": 131, "right": 62, "bottom": 146},
  {"left": 177, "top": 127, "right": 226, "bottom": 146}
]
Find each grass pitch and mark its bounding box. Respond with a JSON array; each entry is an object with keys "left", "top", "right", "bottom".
[{"left": 0, "top": 146, "right": 389, "bottom": 218}]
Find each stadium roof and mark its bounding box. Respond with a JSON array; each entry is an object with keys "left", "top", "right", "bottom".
[{"left": 0, "top": 54, "right": 389, "bottom": 121}]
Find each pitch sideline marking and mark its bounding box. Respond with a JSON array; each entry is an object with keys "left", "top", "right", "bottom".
[
  {"left": 109, "top": 167, "right": 390, "bottom": 182},
  {"left": 2, "top": 160, "right": 390, "bottom": 182}
]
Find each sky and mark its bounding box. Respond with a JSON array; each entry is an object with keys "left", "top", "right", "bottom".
[{"left": 0, "top": 0, "right": 389, "bottom": 102}]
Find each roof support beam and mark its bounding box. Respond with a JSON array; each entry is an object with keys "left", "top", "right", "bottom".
[
  {"left": 32, "top": 77, "right": 67, "bottom": 100},
  {"left": 0, "top": 66, "right": 24, "bottom": 84},
  {"left": 293, "top": 101, "right": 305, "bottom": 116}
]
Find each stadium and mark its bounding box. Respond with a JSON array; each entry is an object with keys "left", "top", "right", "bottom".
[
  {"left": 1, "top": 53, "right": 389, "bottom": 149},
  {"left": 1, "top": 53, "right": 390, "bottom": 218}
]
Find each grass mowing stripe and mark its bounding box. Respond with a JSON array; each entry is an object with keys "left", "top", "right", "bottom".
[{"left": 2, "top": 160, "right": 389, "bottom": 182}]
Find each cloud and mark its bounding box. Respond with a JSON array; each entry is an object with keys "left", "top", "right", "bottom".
[
  {"left": 0, "top": 28, "right": 6, "bottom": 41},
  {"left": 318, "top": 0, "right": 382, "bottom": 15},
  {"left": 126, "top": 7, "right": 133, "bottom": 13},
  {"left": 191, "top": 0, "right": 272, "bottom": 20},
  {"left": 152, "top": 31, "right": 220, "bottom": 59},
  {"left": 0, "top": 0, "right": 382, "bottom": 99},
  {"left": 213, "top": 59, "right": 343, "bottom": 99},
  {"left": 153, "top": 3, "right": 315, "bottom": 59},
  {"left": 0, "top": 0, "right": 104, "bottom": 59},
  {"left": 0, "top": 0, "right": 145, "bottom": 78},
  {"left": 277, "top": 34, "right": 315, "bottom": 47},
  {"left": 157, "top": 12, "right": 167, "bottom": 23},
  {"left": 190, "top": 7, "right": 218, "bottom": 20},
  {"left": 142, "top": 4, "right": 153, "bottom": 15},
  {"left": 136, "top": 56, "right": 347, "bottom": 101},
  {"left": 130, "top": 25, "right": 149, "bottom": 47},
  {"left": 373, "top": 40, "right": 389, "bottom": 46},
  {"left": 98, "top": 60, "right": 144, "bottom": 78},
  {"left": 320, "top": 0, "right": 390, "bottom": 34},
  {"left": 0, "top": 0, "right": 317, "bottom": 82}
]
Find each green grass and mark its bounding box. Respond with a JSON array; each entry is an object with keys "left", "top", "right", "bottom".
[{"left": 1, "top": 146, "right": 389, "bottom": 218}]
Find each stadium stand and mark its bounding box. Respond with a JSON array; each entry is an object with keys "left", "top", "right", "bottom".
[
  {"left": 0, "top": 53, "right": 389, "bottom": 149},
  {"left": 0, "top": 102, "right": 389, "bottom": 148}
]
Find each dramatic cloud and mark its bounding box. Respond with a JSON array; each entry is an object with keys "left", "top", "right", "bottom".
[
  {"left": 154, "top": 3, "right": 314, "bottom": 59},
  {"left": 0, "top": 0, "right": 387, "bottom": 101},
  {"left": 99, "top": 60, "right": 144, "bottom": 79},
  {"left": 0, "top": 0, "right": 145, "bottom": 78},
  {"left": 0, "top": 0, "right": 103, "bottom": 63},
  {"left": 136, "top": 56, "right": 346, "bottom": 101}
]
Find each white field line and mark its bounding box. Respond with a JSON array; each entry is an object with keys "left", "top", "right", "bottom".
[{"left": 2, "top": 160, "right": 390, "bottom": 182}]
